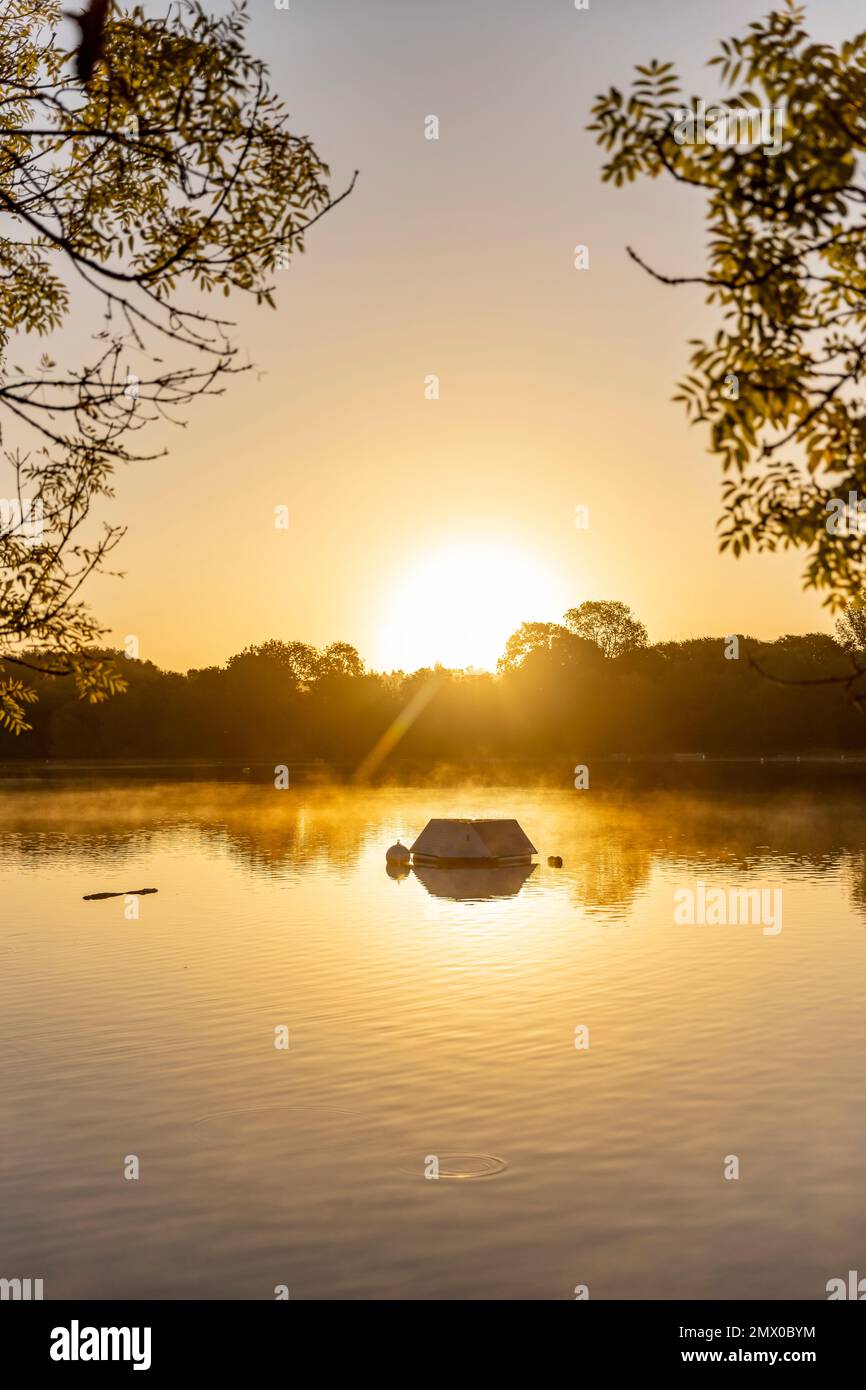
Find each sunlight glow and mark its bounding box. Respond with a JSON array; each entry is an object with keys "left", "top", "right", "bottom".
[{"left": 376, "top": 539, "right": 567, "bottom": 672}]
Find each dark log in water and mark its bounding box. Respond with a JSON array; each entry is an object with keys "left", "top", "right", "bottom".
[{"left": 82, "top": 888, "right": 159, "bottom": 901}]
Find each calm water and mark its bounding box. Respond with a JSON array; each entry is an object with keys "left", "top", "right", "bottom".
[{"left": 1, "top": 778, "right": 865, "bottom": 1300}]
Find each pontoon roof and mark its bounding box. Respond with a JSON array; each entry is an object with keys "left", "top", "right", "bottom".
[{"left": 409, "top": 818, "right": 536, "bottom": 860}]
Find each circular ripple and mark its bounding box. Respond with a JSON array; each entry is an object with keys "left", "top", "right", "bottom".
[{"left": 401, "top": 1153, "right": 508, "bottom": 1180}]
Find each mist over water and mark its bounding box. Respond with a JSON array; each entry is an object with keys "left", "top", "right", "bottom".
[{"left": 1, "top": 778, "right": 865, "bottom": 1299}]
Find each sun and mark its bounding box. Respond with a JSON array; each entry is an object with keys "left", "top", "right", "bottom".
[{"left": 377, "top": 538, "right": 566, "bottom": 673}]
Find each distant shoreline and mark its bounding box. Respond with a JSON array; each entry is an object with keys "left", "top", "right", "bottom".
[{"left": 4, "top": 755, "right": 866, "bottom": 786}]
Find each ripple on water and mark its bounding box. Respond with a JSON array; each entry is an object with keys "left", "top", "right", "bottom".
[{"left": 402, "top": 1153, "right": 508, "bottom": 1181}]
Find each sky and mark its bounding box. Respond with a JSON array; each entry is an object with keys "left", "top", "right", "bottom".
[{"left": 63, "top": 0, "right": 866, "bottom": 671}]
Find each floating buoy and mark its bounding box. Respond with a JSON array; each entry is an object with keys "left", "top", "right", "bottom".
[
  {"left": 386, "top": 841, "right": 410, "bottom": 866},
  {"left": 547, "top": 856, "right": 563, "bottom": 868}
]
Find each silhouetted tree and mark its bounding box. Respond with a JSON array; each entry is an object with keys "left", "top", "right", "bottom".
[
  {"left": 319, "top": 642, "right": 365, "bottom": 678},
  {"left": 227, "top": 641, "right": 323, "bottom": 690},
  {"left": 6, "top": 624, "right": 866, "bottom": 764},
  {"left": 564, "top": 600, "right": 649, "bottom": 658},
  {"left": 497, "top": 621, "right": 572, "bottom": 672}
]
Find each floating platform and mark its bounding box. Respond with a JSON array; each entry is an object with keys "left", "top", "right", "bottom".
[{"left": 409, "top": 818, "right": 536, "bottom": 865}]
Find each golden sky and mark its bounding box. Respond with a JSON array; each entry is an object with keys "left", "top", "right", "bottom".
[{"left": 86, "top": 0, "right": 860, "bottom": 673}]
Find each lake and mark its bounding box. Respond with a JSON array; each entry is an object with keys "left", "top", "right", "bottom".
[{"left": 1, "top": 776, "right": 865, "bottom": 1300}]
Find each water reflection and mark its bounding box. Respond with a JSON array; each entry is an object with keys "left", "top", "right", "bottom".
[
  {"left": 1, "top": 778, "right": 866, "bottom": 919},
  {"left": 3, "top": 776, "right": 866, "bottom": 1299},
  {"left": 412, "top": 861, "right": 537, "bottom": 901}
]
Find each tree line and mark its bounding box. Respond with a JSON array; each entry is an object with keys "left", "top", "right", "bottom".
[{"left": 4, "top": 601, "right": 866, "bottom": 765}]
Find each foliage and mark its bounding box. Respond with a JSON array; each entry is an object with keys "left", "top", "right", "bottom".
[
  {"left": 563, "top": 600, "right": 649, "bottom": 659},
  {"left": 589, "top": 1, "right": 866, "bottom": 607},
  {"left": 7, "top": 620, "right": 866, "bottom": 763},
  {"left": 835, "top": 597, "right": 866, "bottom": 651},
  {"left": 0, "top": 0, "right": 345, "bottom": 730},
  {"left": 497, "top": 621, "right": 572, "bottom": 673}
]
